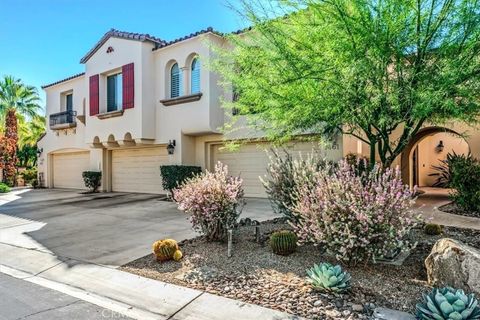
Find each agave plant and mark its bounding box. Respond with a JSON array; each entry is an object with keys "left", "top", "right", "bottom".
[
  {"left": 416, "top": 287, "right": 480, "bottom": 320},
  {"left": 306, "top": 262, "right": 351, "bottom": 293}
]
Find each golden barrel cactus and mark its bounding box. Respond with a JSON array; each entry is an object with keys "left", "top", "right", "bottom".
[{"left": 152, "top": 239, "right": 182, "bottom": 262}]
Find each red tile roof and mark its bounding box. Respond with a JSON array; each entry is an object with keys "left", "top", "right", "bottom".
[
  {"left": 41, "top": 72, "right": 85, "bottom": 89},
  {"left": 80, "top": 29, "right": 166, "bottom": 63}
]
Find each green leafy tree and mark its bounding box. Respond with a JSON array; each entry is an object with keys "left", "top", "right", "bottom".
[
  {"left": 213, "top": 0, "right": 480, "bottom": 167},
  {"left": 0, "top": 76, "right": 41, "bottom": 185},
  {"left": 17, "top": 114, "right": 46, "bottom": 168}
]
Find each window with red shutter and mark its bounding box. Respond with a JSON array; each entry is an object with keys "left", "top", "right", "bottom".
[
  {"left": 89, "top": 74, "right": 99, "bottom": 116},
  {"left": 122, "top": 63, "right": 134, "bottom": 109}
]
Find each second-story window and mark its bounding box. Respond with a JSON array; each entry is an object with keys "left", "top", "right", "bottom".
[
  {"left": 66, "top": 93, "right": 73, "bottom": 112},
  {"left": 191, "top": 58, "right": 200, "bottom": 94},
  {"left": 107, "top": 73, "right": 122, "bottom": 112},
  {"left": 170, "top": 63, "right": 182, "bottom": 98}
]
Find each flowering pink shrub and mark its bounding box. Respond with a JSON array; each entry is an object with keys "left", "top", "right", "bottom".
[
  {"left": 173, "top": 162, "right": 245, "bottom": 241},
  {"left": 291, "top": 160, "right": 420, "bottom": 265}
]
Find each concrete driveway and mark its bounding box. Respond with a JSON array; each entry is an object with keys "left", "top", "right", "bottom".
[{"left": 0, "top": 189, "right": 275, "bottom": 267}]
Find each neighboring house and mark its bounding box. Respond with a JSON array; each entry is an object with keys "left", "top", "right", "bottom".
[
  {"left": 37, "top": 28, "right": 480, "bottom": 196},
  {"left": 37, "top": 28, "right": 342, "bottom": 197}
]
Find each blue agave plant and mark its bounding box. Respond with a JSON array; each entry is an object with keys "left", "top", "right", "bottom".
[
  {"left": 416, "top": 287, "right": 480, "bottom": 320},
  {"left": 306, "top": 262, "right": 351, "bottom": 293}
]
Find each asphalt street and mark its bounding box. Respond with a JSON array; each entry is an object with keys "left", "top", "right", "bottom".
[{"left": 0, "top": 273, "right": 132, "bottom": 320}]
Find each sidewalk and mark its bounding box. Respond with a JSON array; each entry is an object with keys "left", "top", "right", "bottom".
[
  {"left": 414, "top": 187, "right": 480, "bottom": 230},
  {"left": 0, "top": 212, "right": 300, "bottom": 320}
]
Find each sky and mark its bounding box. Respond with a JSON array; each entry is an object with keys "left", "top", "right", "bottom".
[{"left": 0, "top": 0, "right": 246, "bottom": 108}]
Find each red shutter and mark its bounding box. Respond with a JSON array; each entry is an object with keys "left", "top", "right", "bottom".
[
  {"left": 122, "top": 63, "right": 134, "bottom": 109},
  {"left": 89, "top": 74, "right": 99, "bottom": 116}
]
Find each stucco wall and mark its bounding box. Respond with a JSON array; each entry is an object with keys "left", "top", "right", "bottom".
[{"left": 416, "top": 132, "right": 469, "bottom": 186}]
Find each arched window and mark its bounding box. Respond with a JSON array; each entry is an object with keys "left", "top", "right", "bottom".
[
  {"left": 191, "top": 57, "right": 200, "bottom": 94},
  {"left": 170, "top": 63, "right": 182, "bottom": 98}
]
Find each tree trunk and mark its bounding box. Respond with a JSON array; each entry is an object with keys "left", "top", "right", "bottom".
[
  {"left": 369, "top": 140, "right": 376, "bottom": 169},
  {"left": 3, "top": 109, "right": 18, "bottom": 186}
]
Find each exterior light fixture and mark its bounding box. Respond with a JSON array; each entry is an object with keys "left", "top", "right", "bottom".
[
  {"left": 167, "top": 140, "right": 176, "bottom": 155},
  {"left": 435, "top": 140, "right": 444, "bottom": 153},
  {"left": 36, "top": 148, "right": 43, "bottom": 157}
]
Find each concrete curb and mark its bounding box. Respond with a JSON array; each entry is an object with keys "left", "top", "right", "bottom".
[{"left": 0, "top": 242, "right": 301, "bottom": 320}]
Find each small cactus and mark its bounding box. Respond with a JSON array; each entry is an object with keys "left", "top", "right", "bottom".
[
  {"left": 416, "top": 287, "right": 480, "bottom": 319},
  {"left": 424, "top": 223, "right": 443, "bottom": 235},
  {"left": 173, "top": 250, "right": 183, "bottom": 261},
  {"left": 152, "top": 239, "right": 181, "bottom": 262},
  {"left": 270, "top": 230, "right": 297, "bottom": 256},
  {"left": 306, "top": 262, "right": 351, "bottom": 293}
]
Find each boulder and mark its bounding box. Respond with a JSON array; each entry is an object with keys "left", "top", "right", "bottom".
[{"left": 425, "top": 238, "right": 480, "bottom": 295}]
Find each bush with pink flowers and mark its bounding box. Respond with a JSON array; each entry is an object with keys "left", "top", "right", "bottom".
[
  {"left": 173, "top": 162, "right": 245, "bottom": 241},
  {"left": 291, "top": 160, "right": 420, "bottom": 265}
]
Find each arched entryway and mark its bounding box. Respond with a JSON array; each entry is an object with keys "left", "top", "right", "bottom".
[{"left": 401, "top": 127, "right": 470, "bottom": 188}]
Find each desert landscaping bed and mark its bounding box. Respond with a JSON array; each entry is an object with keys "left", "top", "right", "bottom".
[
  {"left": 440, "top": 202, "right": 480, "bottom": 218},
  {"left": 121, "top": 220, "right": 480, "bottom": 320}
]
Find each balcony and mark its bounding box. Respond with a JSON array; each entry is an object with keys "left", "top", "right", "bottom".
[{"left": 49, "top": 110, "right": 77, "bottom": 130}]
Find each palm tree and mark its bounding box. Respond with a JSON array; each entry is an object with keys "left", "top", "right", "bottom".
[{"left": 0, "top": 76, "right": 41, "bottom": 186}]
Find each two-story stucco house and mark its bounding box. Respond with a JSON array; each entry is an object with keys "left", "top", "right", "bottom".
[
  {"left": 37, "top": 28, "right": 343, "bottom": 197},
  {"left": 38, "top": 28, "right": 480, "bottom": 196}
]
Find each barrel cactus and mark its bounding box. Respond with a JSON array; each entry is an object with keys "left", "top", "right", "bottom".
[
  {"left": 152, "top": 239, "right": 182, "bottom": 262},
  {"left": 270, "top": 230, "right": 297, "bottom": 256},
  {"left": 306, "top": 262, "right": 351, "bottom": 293},
  {"left": 416, "top": 287, "right": 480, "bottom": 320},
  {"left": 424, "top": 223, "right": 443, "bottom": 236}
]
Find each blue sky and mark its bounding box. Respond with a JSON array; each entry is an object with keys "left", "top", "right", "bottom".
[{"left": 0, "top": 0, "right": 245, "bottom": 107}]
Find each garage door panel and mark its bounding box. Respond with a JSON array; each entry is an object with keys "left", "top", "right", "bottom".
[
  {"left": 112, "top": 147, "right": 168, "bottom": 194},
  {"left": 213, "top": 141, "right": 330, "bottom": 198},
  {"left": 53, "top": 152, "right": 90, "bottom": 189}
]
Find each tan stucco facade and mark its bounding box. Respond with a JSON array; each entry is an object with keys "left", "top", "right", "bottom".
[{"left": 38, "top": 29, "right": 480, "bottom": 195}]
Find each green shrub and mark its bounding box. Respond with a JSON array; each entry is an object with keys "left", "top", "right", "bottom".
[
  {"left": 82, "top": 171, "right": 102, "bottom": 192},
  {"left": 22, "top": 168, "right": 38, "bottom": 185},
  {"left": 270, "top": 230, "right": 297, "bottom": 256},
  {"left": 0, "top": 183, "right": 10, "bottom": 193},
  {"left": 424, "top": 223, "right": 443, "bottom": 235},
  {"left": 449, "top": 154, "right": 480, "bottom": 212},
  {"left": 160, "top": 165, "right": 202, "bottom": 196},
  {"left": 261, "top": 149, "right": 328, "bottom": 221},
  {"left": 429, "top": 151, "right": 470, "bottom": 188}
]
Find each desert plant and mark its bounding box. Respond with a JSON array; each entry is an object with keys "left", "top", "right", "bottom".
[
  {"left": 21, "top": 167, "right": 37, "bottom": 185},
  {"left": 261, "top": 149, "right": 328, "bottom": 221},
  {"left": 291, "top": 160, "right": 419, "bottom": 265},
  {"left": 429, "top": 152, "right": 470, "bottom": 188},
  {"left": 424, "top": 223, "right": 443, "bottom": 236},
  {"left": 306, "top": 262, "right": 351, "bottom": 293},
  {"left": 173, "top": 162, "right": 244, "bottom": 241},
  {"left": 344, "top": 153, "right": 369, "bottom": 177},
  {"left": 270, "top": 230, "right": 297, "bottom": 255},
  {"left": 152, "top": 239, "right": 182, "bottom": 262},
  {"left": 416, "top": 287, "right": 480, "bottom": 320},
  {"left": 449, "top": 155, "right": 480, "bottom": 213},
  {"left": 0, "top": 182, "right": 10, "bottom": 193},
  {"left": 173, "top": 249, "right": 183, "bottom": 262},
  {"left": 160, "top": 165, "right": 202, "bottom": 197},
  {"left": 82, "top": 171, "right": 101, "bottom": 192}
]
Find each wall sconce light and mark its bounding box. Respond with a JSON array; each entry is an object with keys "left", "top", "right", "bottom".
[
  {"left": 36, "top": 148, "right": 43, "bottom": 157},
  {"left": 435, "top": 140, "right": 444, "bottom": 153},
  {"left": 167, "top": 140, "right": 176, "bottom": 155}
]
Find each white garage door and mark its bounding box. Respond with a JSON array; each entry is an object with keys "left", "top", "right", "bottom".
[
  {"left": 112, "top": 147, "right": 169, "bottom": 194},
  {"left": 212, "top": 142, "right": 337, "bottom": 198},
  {"left": 53, "top": 151, "right": 90, "bottom": 189}
]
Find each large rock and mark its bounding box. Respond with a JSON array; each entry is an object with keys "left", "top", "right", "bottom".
[{"left": 425, "top": 238, "right": 480, "bottom": 295}]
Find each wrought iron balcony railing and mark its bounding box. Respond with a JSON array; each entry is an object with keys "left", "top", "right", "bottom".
[{"left": 49, "top": 110, "right": 77, "bottom": 129}]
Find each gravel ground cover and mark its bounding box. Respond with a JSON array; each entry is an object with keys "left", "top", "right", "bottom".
[
  {"left": 440, "top": 202, "right": 480, "bottom": 218},
  {"left": 121, "top": 220, "right": 480, "bottom": 320}
]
